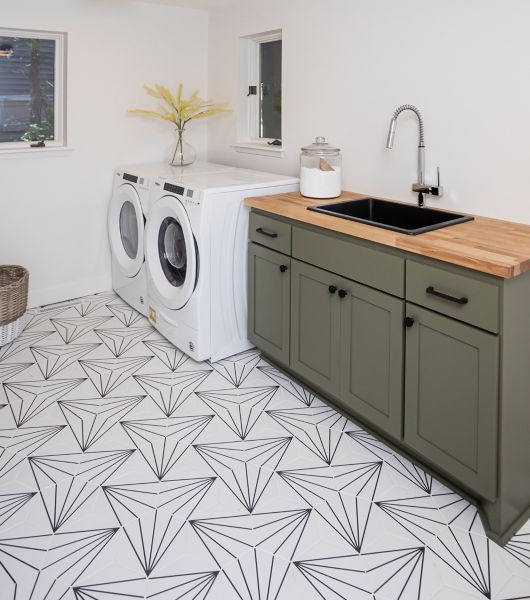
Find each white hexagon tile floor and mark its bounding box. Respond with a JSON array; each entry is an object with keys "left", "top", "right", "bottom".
[{"left": 0, "top": 290, "right": 529, "bottom": 600}]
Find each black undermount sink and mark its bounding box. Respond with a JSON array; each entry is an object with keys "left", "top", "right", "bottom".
[{"left": 308, "top": 197, "right": 474, "bottom": 235}]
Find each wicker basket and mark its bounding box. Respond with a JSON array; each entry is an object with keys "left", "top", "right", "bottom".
[{"left": 0, "top": 265, "right": 29, "bottom": 346}]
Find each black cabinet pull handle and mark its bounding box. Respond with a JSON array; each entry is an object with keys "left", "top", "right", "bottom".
[
  {"left": 279, "top": 264, "right": 288, "bottom": 273},
  {"left": 338, "top": 289, "right": 348, "bottom": 299},
  {"left": 328, "top": 285, "right": 337, "bottom": 294},
  {"left": 256, "top": 227, "right": 278, "bottom": 239},
  {"left": 404, "top": 316, "right": 415, "bottom": 328},
  {"left": 426, "top": 286, "right": 468, "bottom": 305}
]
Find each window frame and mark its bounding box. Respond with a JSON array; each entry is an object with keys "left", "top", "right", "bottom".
[
  {"left": 234, "top": 29, "right": 284, "bottom": 158},
  {"left": 0, "top": 27, "right": 67, "bottom": 152}
]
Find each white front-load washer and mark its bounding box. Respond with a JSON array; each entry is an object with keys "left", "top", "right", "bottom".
[
  {"left": 145, "top": 166, "right": 299, "bottom": 362},
  {"left": 108, "top": 162, "right": 233, "bottom": 316}
]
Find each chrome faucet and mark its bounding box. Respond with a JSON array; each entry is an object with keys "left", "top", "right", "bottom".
[{"left": 386, "top": 104, "right": 443, "bottom": 207}]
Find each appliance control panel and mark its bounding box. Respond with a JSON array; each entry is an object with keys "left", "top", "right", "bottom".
[{"left": 117, "top": 171, "right": 150, "bottom": 190}]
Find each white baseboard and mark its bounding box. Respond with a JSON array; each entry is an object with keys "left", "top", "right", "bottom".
[{"left": 28, "top": 275, "right": 112, "bottom": 309}]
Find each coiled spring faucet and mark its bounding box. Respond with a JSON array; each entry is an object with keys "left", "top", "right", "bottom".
[{"left": 386, "top": 104, "right": 443, "bottom": 207}]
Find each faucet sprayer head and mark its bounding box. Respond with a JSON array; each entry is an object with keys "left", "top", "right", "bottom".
[{"left": 386, "top": 118, "right": 396, "bottom": 149}]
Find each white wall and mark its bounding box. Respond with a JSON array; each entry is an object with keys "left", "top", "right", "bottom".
[
  {"left": 207, "top": 0, "right": 530, "bottom": 224},
  {"left": 0, "top": 0, "right": 208, "bottom": 307}
]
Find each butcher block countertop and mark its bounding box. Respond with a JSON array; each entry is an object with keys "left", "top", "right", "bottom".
[{"left": 244, "top": 191, "right": 530, "bottom": 279}]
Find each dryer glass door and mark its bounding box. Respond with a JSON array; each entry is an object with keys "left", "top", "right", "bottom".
[
  {"left": 159, "top": 217, "right": 188, "bottom": 287},
  {"left": 109, "top": 183, "right": 144, "bottom": 278},
  {"left": 146, "top": 195, "right": 198, "bottom": 310},
  {"left": 120, "top": 201, "right": 139, "bottom": 259}
]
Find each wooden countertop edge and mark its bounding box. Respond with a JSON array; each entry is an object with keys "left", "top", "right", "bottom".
[{"left": 244, "top": 192, "right": 530, "bottom": 279}]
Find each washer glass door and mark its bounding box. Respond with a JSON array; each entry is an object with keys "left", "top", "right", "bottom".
[
  {"left": 146, "top": 195, "right": 197, "bottom": 310},
  {"left": 120, "top": 201, "right": 139, "bottom": 259},
  {"left": 109, "top": 183, "right": 144, "bottom": 277},
  {"left": 159, "top": 217, "right": 188, "bottom": 287}
]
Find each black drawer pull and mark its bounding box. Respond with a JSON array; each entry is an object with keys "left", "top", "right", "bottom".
[
  {"left": 338, "top": 289, "right": 348, "bottom": 299},
  {"left": 328, "top": 285, "right": 337, "bottom": 294},
  {"left": 426, "top": 286, "right": 468, "bottom": 305},
  {"left": 279, "top": 264, "right": 288, "bottom": 273},
  {"left": 256, "top": 227, "right": 278, "bottom": 239}
]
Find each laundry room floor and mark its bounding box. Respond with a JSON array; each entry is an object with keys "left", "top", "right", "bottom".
[{"left": 0, "top": 291, "right": 529, "bottom": 600}]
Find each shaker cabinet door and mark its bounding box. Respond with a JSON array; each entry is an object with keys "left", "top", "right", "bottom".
[
  {"left": 404, "top": 304, "right": 499, "bottom": 501},
  {"left": 290, "top": 259, "right": 341, "bottom": 396},
  {"left": 248, "top": 243, "right": 291, "bottom": 366},
  {"left": 340, "top": 282, "right": 404, "bottom": 439}
]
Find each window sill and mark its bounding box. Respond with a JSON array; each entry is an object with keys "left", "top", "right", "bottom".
[
  {"left": 232, "top": 142, "right": 285, "bottom": 158},
  {"left": 0, "top": 146, "right": 73, "bottom": 159}
]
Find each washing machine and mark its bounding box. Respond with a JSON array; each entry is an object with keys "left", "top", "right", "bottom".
[
  {"left": 145, "top": 167, "right": 299, "bottom": 362},
  {"left": 108, "top": 162, "right": 234, "bottom": 315}
]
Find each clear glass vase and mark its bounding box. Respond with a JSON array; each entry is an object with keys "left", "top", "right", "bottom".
[{"left": 169, "top": 129, "right": 196, "bottom": 166}]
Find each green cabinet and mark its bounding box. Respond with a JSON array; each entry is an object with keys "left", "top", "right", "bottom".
[
  {"left": 248, "top": 243, "right": 291, "bottom": 366},
  {"left": 404, "top": 304, "right": 499, "bottom": 501},
  {"left": 290, "top": 259, "right": 341, "bottom": 396},
  {"left": 249, "top": 208, "right": 530, "bottom": 544},
  {"left": 340, "top": 284, "right": 404, "bottom": 440}
]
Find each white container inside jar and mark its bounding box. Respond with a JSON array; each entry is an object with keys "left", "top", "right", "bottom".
[{"left": 300, "top": 137, "right": 342, "bottom": 199}]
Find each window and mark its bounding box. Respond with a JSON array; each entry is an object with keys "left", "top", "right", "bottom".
[
  {"left": 0, "top": 28, "right": 66, "bottom": 150},
  {"left": 235, "top": 30, "right": 283, "bottom": 157}
]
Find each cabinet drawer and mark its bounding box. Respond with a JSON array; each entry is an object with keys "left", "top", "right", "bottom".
[
  {"left": 249, "top": 212, "right": 291, "bottom": 255},
  {"left": 406, "top": 261, "right": 500, "bottom": 333},
  {"left": 292, "top": 226, "right": 404, "bottom": 297}
]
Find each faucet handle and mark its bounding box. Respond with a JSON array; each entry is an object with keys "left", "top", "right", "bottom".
[{"left": 431, "top": 167, "right": 443, "bottom": 197}]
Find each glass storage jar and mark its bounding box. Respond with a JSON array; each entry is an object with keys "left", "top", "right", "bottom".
[{"left": 300, "top": 137, "right": 342, "bottom": 198}]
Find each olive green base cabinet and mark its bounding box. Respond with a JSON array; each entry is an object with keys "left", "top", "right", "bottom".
[
  {"left": 340, "top": 283, "right": 404, "bottom": 440},
  {"left": 404, "top": 305, "right": 499, "bottom": 502},
  {"left": 290, "top": 260, "right": 341, "bottom": 397},
  {"left": 248, "top": 208, "right": 530, "bottom": 546},
  {"left": 248, "top": 243, "right": 290, "bottom": 366}
]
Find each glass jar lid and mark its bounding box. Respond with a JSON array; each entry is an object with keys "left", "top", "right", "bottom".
[{"left": 301, "top": 136, "right": 340, "bottom": 155}]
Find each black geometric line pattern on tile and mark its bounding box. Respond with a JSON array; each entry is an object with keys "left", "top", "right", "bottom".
[
  {"left": 74, "top": 292, "right": 122, "bottom": 317},
  {"left": 108, "top": 303, "right": 145, "bottom": 327},
  {"left": 194, "top": 437, "right": 292, "bottom": 513},
  {"left": 209, "top": 348, "right": 261, "bottom": 387},
  {"left": 267, "top": 406, "right": 350, "bottom": 465},
  {"left": 4, "top": 377, "right": 86, "bottom": 427},
  {"left": 0, "top": 362, "right": 33, "bottom": 381},
  {"left": 190, "top": 509, "right": 311, "bottom": 600},
  {"left": 295, "top": 546, "right": 425, "bottom": 599},
  {"left": 59, "top": 395, "right": 145, "bottom": 451},
  {"left": 0, "top": 424, "right": 65, "bottom": 479},
  {"left": 0, "top": 291, "right": 529, "bottom": 599},
  {"left": 347, "top": 428, "right": 433, "bottom": 494},
  {"left": 279, "top": 461, "right": 382, "bottom": 552},
  {"left": 196, "top": 386, "right": 278, "bottom": 439},
  {"left": 29, "top": 449, "right": 134, "bottom": 531},
  {"left": 0, "top": 528, "right": 117, "bottom": 600},
  {"left": 24, "top": 304, "right": 72, "bottom": 330},
  {"left": 121, "top": 415, "right": 214, "bottom": 480},
  {"left": 103, "top": 476, "right": 215, "bottom": 575},
  {"left": 0, "top": 329, "right": 54, "bottom": 361},
  {"left": 377, "top": 492, "right": 491, "bottom": 597},
  {"left": 80, "top": 356, "right": 153, "bottom": 396},
  {"left": 30, "top": 343, "right": 100, "bottom": 379},
  {"left": 51, "top": 315, "right": 113, "bottom": 344},
  {"left": 134, "top": 369, "right": 212, "bottom": 417},
  {"left": 506, "top": 532, "right": 530, "bottom": 568},
  {"left": 0, "top": 491, "right": 36, "bottom": 527},
  {"left": 144, "top": 339, "right": 190, "bottom": 371},
  {"left": 95, "top": 326, "right": 154, "bottom": 357},
  {"left": 258, "top": 364, "right": 317, "bottom": 406},
  {"left": 73, "top": 571, "right": 219, "bottom": 600}
]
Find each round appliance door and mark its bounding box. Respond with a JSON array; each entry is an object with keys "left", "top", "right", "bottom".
[
  {"left": 146, "top": 195, "right": 197, "bottom": 310},
  {"left": 108, "top": 183, "right": 144, "bottom": 277}
]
